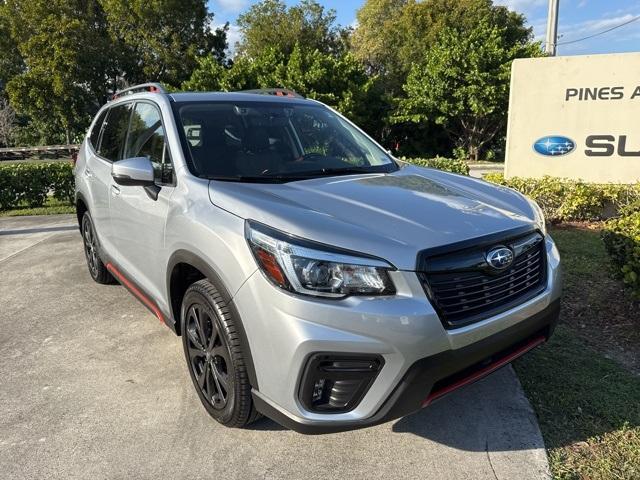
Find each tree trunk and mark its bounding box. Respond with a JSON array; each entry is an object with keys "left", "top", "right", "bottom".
[{"left": 469, "top": 145, "right": 479, "bottom": 162}]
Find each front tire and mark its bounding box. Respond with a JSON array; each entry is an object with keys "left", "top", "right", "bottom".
[
  {"left": 81, "top": 211, "right": 114, "bottom": 284},
  {"left": 181, "top": 279, "right": 259, "bottom": 427}
]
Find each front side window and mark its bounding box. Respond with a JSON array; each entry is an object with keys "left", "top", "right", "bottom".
[
  {"left": 174, "top": 101, "right": 396, "bottom": 181},
  {"left": 99, "top": 103, "right": 132, "bottom": 161},
  {"left": 126, "top": 102, "right": 173, "bottom": 184}
]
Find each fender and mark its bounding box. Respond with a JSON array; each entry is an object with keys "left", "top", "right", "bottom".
[
  {"left": 166, "top": 249, "right": 259, "bottom": 390},
  {"left": 75, "top": 191, "right": 89, "bottom": 232},
  {"left": 75, "top": 194, "right": 109, "bottom": 266}
]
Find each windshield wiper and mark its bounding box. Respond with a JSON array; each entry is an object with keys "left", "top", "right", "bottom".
[
  {"left": 206, "top": 175, "right": 295, "bottom": 183},
  {"left": 206, "top": 166, "right": 392, "bottom": 183},
  {"left": 280, "top": 166, "right": 382, "bottom": 179}
]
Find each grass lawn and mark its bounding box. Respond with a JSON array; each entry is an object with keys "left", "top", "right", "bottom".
[
  {"left": 514, "top": 225, "right": 640, "bottom": 479},
  {"left": 0, "top": 197, "right": 74, "bottom": 217}
]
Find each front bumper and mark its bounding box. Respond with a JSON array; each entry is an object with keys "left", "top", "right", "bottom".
[
  {"left": 253, "top": 298, "right": 559, "bottom": 434},
  {"left": 232, "top": 236, "right": 562, "bottom": 433}
]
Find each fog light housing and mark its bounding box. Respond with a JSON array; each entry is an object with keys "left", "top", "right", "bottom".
[{"left": 299, "top": 354, "right": 384, "bottom": 413}]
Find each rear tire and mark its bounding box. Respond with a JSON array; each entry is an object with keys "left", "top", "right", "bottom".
[
  {"left": 81, "top": 212, "right": 115, "bottom": 284},
  {"left": 181, "top": 279, "right": 260, "bottom": 427}
]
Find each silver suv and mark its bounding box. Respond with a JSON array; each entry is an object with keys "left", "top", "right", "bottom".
[{"left": 75, "top": 83, "right": 561, "bottom": 433}]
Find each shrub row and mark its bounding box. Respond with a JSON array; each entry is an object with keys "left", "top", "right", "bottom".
[
  {"left": 401, "top": 157, "right": 470, "bottom": 176},
  {"left": 484, "top": 173, "right": 640, "bottom": 223},
  {"left": 602, "top": 211, "right": 640, "bottom": 296},
  {"left": 0, "top": 162, "right": 74, "bottom": 209}
]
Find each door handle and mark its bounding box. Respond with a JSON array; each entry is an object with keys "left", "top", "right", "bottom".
[
  {"left": 85, "top": 167, "right": 94, "bottom": 178},
  {"left": 110, "top": 185, "right": 120, "bottom": 196}
]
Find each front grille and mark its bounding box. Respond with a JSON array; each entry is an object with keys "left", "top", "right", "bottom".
[{"left": 418, "top": 229, "right": 547, "bottom": 329}]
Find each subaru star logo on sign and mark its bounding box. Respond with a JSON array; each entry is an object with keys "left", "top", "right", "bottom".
[
  {"left": 486, "top": 247, "right": 514, "bottom": 270},
  {"left": 533, "top": 136, "right": 576, "bottom": 156}
]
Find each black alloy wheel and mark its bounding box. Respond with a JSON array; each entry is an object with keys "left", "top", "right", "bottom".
[
  {"left": 81, "top": 212, "right": 114, "bottom": 284},
  {"left": 185, "top": 303, "right": 232, "bottom": 410},
  {"left": 181, "top": 279, "right": 259, "bottom": 427}
]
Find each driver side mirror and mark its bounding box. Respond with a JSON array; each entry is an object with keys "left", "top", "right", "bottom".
[{"left": 111, "top": 157, "right": 155, "bottom": 186}]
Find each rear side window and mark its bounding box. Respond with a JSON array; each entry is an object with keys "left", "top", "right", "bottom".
[
  {"left": 99, "top": 103, "right": 132, "bottom": 161},
  {"left": 89, "top": 110, "right": 107, "bottom": 150},
  {"left": 125, "top": 102, "right": 174, "bottom": 184}
]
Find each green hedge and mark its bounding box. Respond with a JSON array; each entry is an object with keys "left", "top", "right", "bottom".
[
  {"left": 484, "top": 173, "right": 640, "bottom": 223},
  {"left": 0, "top": 162, "right": 74, "bottom": 210},
  {"left": 602, "top": 212, "right": 640, "bottom": 296},
  {"left": 401, "top": 156, "right": 470, "bottom": 176}
]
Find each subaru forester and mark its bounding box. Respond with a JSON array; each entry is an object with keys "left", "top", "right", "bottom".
[{"left": 74, "top": 83, "right": 561, "bottom": 434}]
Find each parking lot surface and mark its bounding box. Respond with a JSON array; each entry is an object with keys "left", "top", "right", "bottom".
[{"left": 0, "top": 215, "right": 549, "bottom": 479}]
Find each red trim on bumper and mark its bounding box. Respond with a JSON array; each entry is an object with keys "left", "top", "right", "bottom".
[
  {"left": 421, "top": 335, "right": 546, "bottom": 407},
  {"left": 106, "top": 262, "right": 166, "bottom": 325}
]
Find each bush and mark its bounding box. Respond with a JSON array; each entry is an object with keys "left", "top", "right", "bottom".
[
  {"left": 484, "top": 173, "right": 640, "bottom": 223},
  {"left": 602, "top": 213, "right": 640, "bottom": 296},
  {"left": 401, "top": 156, "right": 470, "bottom": 175},
  {"left": 0, "top": 162, "right": 74, "bottom": 210}
]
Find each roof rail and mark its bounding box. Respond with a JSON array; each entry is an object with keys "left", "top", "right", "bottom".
[
  {"left": 238, "top": 88, "right": 304, "bottom": 98},
  {"left": 111, "top": 83, "right": 167, "bottom": 100}
]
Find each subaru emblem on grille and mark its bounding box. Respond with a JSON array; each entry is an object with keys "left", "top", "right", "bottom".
[{"left": 486, "top": 247, "right": 514, "bottom": 270}]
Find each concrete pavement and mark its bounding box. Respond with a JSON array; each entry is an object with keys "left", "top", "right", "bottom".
[
  {"left": 0, "top": 214, "right": 549, "bottom": 480},
  {"left": 468, "top": 162, "right": 504, "bottom": 179}
]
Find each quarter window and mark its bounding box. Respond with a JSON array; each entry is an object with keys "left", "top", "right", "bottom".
[
  {"left": 89, "top": 110, "right": 107, "bottom": 151},
  {"left": 126, "top": 102, "right": 173, "bottom": 185},
  {"left": 99, "top": 103, "right": 132, "bottom": 161}
]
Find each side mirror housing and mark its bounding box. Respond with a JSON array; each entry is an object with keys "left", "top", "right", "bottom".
[{"left": 111, "top": 157, "right": 155, "bottom": 186}]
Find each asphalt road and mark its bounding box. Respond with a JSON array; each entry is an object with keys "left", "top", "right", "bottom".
[{"left": 0, "top": 214, "right": 549, "bottom": 480}]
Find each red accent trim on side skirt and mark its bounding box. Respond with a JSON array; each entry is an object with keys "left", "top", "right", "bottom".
[
  {"left": 421, "top": 335, "right": 546, "bottom": 407},
  {"left": 106, "top": 263, "right": 166, "bottom": 325}
]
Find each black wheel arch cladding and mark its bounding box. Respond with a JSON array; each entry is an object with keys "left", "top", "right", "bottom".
[{"left": 167, "top": 249, "right": 259, "bottom": 390}]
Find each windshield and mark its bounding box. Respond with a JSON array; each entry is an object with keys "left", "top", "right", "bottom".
[{"left": 174, "top": 101, "right": 397, "bottom": 181}]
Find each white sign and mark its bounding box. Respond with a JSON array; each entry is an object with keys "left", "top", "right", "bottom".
[{"left": 505, "top": 52, "right": 640, "bottom": 183}]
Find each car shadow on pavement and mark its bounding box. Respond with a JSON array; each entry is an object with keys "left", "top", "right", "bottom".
[
  {"left": 391, "top": 367, "right": 545, "bottom": 452},
  {"left": 246, "top": 418, "right": 287, "bottom": 432},
  {"left": 245, "top": 366, "right": 546, "bottom": 451}
]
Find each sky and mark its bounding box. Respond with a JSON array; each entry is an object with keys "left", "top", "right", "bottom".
[{"left": 208, "top": 0, "right": 640, "bottom": 56}]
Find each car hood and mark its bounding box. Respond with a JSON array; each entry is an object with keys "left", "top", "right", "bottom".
[{"left": 208, "top": 165, "right": 538, "bottom": 270}]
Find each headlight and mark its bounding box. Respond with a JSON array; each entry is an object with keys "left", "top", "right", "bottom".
[
  {"left": 246, "top": 221, "right": 396, "bottom": 298},
  {"left": 528, "top": 198, "right": 547, "bottom": 235}
]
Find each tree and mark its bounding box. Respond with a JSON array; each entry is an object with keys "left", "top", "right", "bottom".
[
  {"left": 350, "top": 0, "right": 408, "bottom": 82},
  {"left": 0, "top": 97, "right": 16, "bottom": 146},
  {"left": 0, "top": 2, "right": 24, "bottom": 93},
  {"left": 352, "top": 0, "right": 532, "bottom": 91},
  {"left": 396, "top": 0, "right": 532, "bottom": 73},
  {"left": 236, "top": 0, "right": 345, "bottom": 58},
  {"left": 100, "top": 0, "right": 227, "bottom": 88},
  {"left": 397, "top": 22, "right": 541, "bottom": 161},
  {"left": 1, "top": 0, "right": 226, "bottom": 144},
  {"left": 350, "top": 0, "right": 537, "bottom": 157},
  {"left": 4, "top": 0, "right": 115, "bottom": 143}
]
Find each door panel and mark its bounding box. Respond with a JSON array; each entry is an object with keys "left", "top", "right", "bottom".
[
  {"left": 109, "top": 184, "right": 173, "bottom": 304},
  {"left": 109, "top": 101, "right": 175, "bottom": 306},
  {"left": 83, "top": 106, "right": 127, "bottom": 253},
  {"left": 85, "top": 154, "right": 114, "bottom": 248}
]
